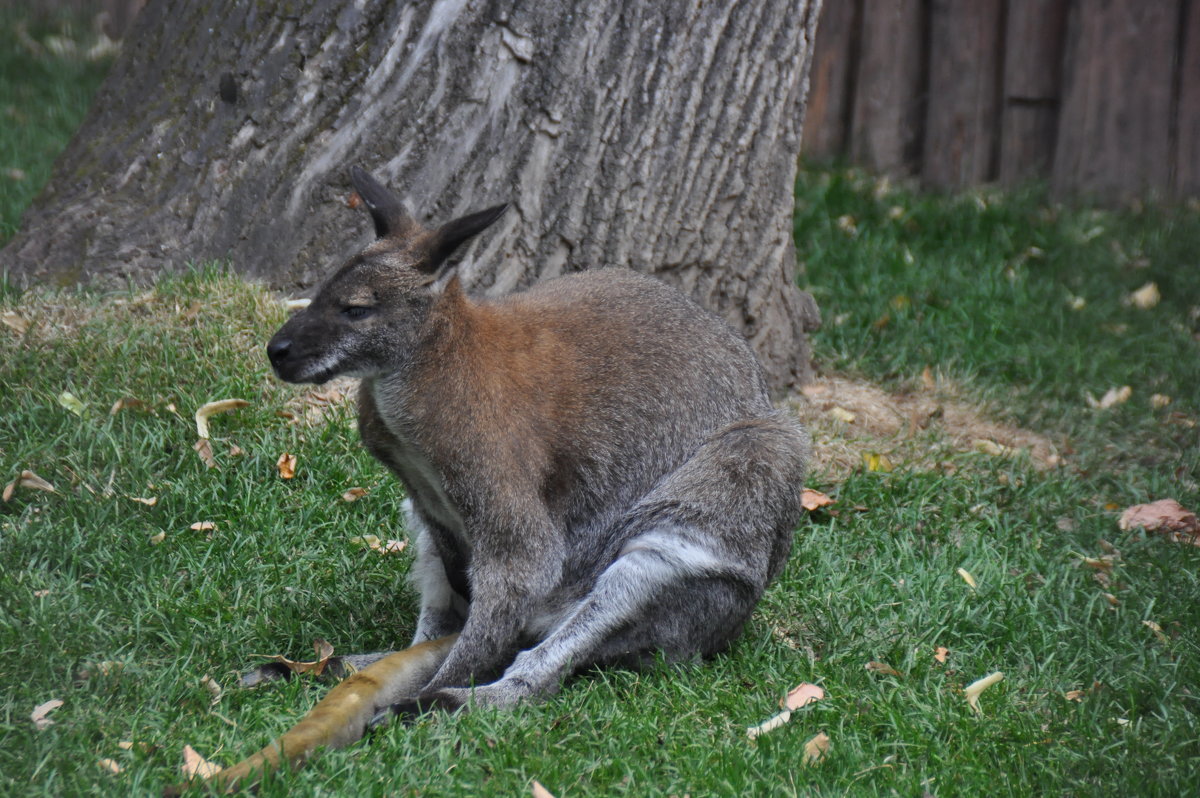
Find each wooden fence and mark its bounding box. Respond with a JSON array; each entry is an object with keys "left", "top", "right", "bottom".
[{"left": 802, "top": 0, "right": 1200, "bottom": 201}]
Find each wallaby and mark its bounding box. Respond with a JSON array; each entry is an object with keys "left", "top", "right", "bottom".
[{"left": 266, "top": 167, "right": 810, "bottom": 714}]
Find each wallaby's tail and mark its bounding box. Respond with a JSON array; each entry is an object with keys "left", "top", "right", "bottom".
[{"left": 165, "top": 635, "right": 456, "bottom": 795}]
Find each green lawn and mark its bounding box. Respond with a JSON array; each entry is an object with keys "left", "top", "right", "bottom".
[{"left": 2, "top": 15, "right": 1199, "bottom": 797}]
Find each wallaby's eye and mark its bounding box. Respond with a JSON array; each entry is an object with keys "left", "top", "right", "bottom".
[{"left": 342, "top": 306, "right": 374, "bottom": 320}]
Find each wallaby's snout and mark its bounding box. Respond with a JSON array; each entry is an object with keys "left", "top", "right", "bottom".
[{"left": 265, "top": 332, "right": 295, "bottom": 379}]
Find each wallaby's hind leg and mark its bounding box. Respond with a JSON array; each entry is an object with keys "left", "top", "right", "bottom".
[{"left": 421, "top": 414, "right": 808, "bottom": 710}]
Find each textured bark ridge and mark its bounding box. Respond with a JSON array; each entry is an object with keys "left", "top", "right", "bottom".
[{"left": 2, "top": 0, "right": 822, "bottom": 391}]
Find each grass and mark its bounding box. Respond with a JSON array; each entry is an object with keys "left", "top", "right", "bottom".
[
  {"left": 0, "top": 7, "right": 114, "bottom": 244},
  {"left": 2, "top": 21, "right": 1200, "bottom": 798}
]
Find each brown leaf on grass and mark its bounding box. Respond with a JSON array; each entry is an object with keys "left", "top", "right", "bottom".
[
  {"left": 189, "top": 521, "right": 216, "bottom": 532},
  {"left": 782, "top": 683, "right": 826, "bottom": 711},
  {"left": 957, "top": 567, "right": 978, "bottom": 589},
  {"left": 1128, "top": 281, "right": 1161, "bottom": 309},
  {"left": 802, "top": 731, "right": 831, "bottom": 765},
  {"left": 130, "top": 496, "right": 158, "bottom": 507},
  {"left": 109, "top": 397, "right": 149, "bottom": 415},
  {"left": 3, "top": 470, "right": 56, "bottom": 502},
  {"left": 2, "top": 310, "right": 30, "bottom": 335},
  {"left": 341, "top": 487, "right": 368, "bottom": 503},
  {"left": 747, "top": 683, "right": 825, "bottom": 739},
  {"left": 1080, "top": 556, "right": 1115, "bottom": 572},
  {"left": 1118, "top": 499, "right": 1200, "bottom": 545},
  {"left": 1150, "top": 394, "right": 1172, "bottom": 410},
  {"left": 1086, "top": 385, "right": 1132, "bottom": 410},
  {"left": 276, "top": 452, "right": 297, "bottom": 479},
  {"left": 254, "top": 639, "right": 336, "bottom": 677},
  {"left": 862, "top": 452, "right": 893, "bottom": 473},
  {"left": 30, "top": 699, "right": 63, "bottom": 730},
  {"left": 350, "top": 534, "right": 407, "bottom": 555},
  {"left": 865, "top": 661, "right": 903, "bottom": 678},
  {"left": 828, "top": 406, "right": 856, "bottom": 424},
  {"left": 934, "top": 646, "right": 950, "bottom": 664},
  {"left": 921, "top": 365, "right": 936, "bottom": 391},
  {"left": 193, "top": 438, "right": 217, "bottom": 469},
  {"left": 1103, "top": 593, "right": 1120, "bottom": 606},
  {"left": 531, "top": 781, "right": 556, "bottom": 798},
  {"left": 148, "top": 532, "right": 166, "bottom": 545},
  {"left": 194, "top": 399, "right": 249, "bottom": 439},
  {"left": 964, "top": 672, "right": 1004, "bottom": 715},
  {"left": 801, "top": 488, "right": 835, "bottom": 511},
  {"left": 33, "top": 589, "right": 50, "bottom": 598},
  {"left": 973, "top": 438, "right": 1016, "bottom": 457},
  {"left": 1064, "top": 689, "right": 1086, "bottom": 702},
  {"left": 1143, "top": 620, "right": 1169, "bottom": 644},
  {"left": 98, "top": 758, "right": 123, "bottom": 774},
  {"left": 182, "top": 745, "right": 222, "bottom": 780},
  {"left": 200, "top": 675, "right": 222, "bottom": 706}
]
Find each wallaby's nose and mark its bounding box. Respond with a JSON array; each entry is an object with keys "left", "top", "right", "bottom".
[{"left": 267, "top": 337, "right": 291, "bottom": 364}]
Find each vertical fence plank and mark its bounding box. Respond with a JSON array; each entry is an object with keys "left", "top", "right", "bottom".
[
  {"left": 848, "top": 0, "right": 925, "bottom": 175},
  {"left": 1053, "top": 0, "right": 1178, "bottom": 200},
  {"left": 999, "top": 0, "right": 1069, "bottom": 185},
  {"left": 921, "top": 0, "right": 1005, "bottom": 190},
  {"left": 1176, "top": 0, "right": 1200, "bottom": 196},
  {"left": 802, "top": 0, "right": 860, "bottom": 160}
]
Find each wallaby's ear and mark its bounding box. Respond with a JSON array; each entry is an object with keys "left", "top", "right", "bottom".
[
  {"left": 349, "top": 166, "right": 417, "bottom": 239},
  {"left": 420, "top": 204, "right": 509, "bottom": 274}
]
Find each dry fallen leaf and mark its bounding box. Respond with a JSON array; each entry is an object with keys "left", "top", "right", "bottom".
[
  {"left": 1129, "top": 281, "right": 1161, "bottom": 309},
  {"left": 965, "top": 672, "right": 1004, "bottom": 715},
  {"left": 802, "top": 731, "right": 831, "bottom": 765},
  {"left": 342, "top": 487, "right": 368, "bottom": 503},
  {"left": 934, "top": 646, "right": 950, "bottom": 664},
  {"left": 193, "top": 438, "right": 217, "bottom": 469},
  {"left": 531, "top": 781, "right": 556, "bottom": 798},
  {"left": 863, "top": 452, "right": 893, "bottom": 473},
  {"left": 957, "top": 567, "right": 977, "bottom": 589},
  {"left": 130, "top": 496, "right": 158, "bottom": 507},
  {"left": 4, "top": 470, "right": 56, "bottom": 502},
  {"left": 254, "top": 639, "right": 336, "bottom": 677},
  {"left": 148, "top": 532, "right": 166, "bottom": 545},
  {"left": 1086, "top": 385, "right": 1132, "bottom": 410},
  {"left": 782, "top": 683, "right": 826, "bottom": 711},
  {"left": 1143, "top": 620, "right": 1169, "bottom": 644},
  {"left": 182, "top": 745, "right": 222, "bottom": 780},
  {"left": 109, "top": 397, "right": 149, "bottom": 415},
  {"left": 350, "top": 534, "right": 407, "bottom": 555},
  {"left": 200, "top": 675, "right": 222, "bottom": 706},
  {"left": 747, "top": 683, "right": 825, "bottom": 739},
  {"left": 189, "top": 521, "right": 217, "bottom": 532},
  {"left": 1080, "top": 556, "right": 1115, "bottom": 572},
  {"left": 194, "top": 399, "right": 250, "bottom": 439},
  {"left": 801, "top": 488, "right": 835, "bottom": 512},
  {"left": 33, "top": 589, "right": 50, "bottom": 598},
  {"left": 1118, "top": 499, "right": 1200, "bottom": 545},
  {"left": 921, "top": 365, "right": 936, "bottom": 391},
  {"left": 1103, "top": 593, "right": 1120, "bottom": 606},
  {"left": 1064, "top": 689, "right": 1086, "bottom": 702},
  {"left": 973, "top": 439, "right": 1015, "bottom": 457},
  {"left": 829, "top": 406, "right": 856, "bottom": 424},
  {"left": 865, "top": 661, "right": 903, "bottom": 678},
  {"left": 2, "top": 310, "right": 30, "bottom": 335},
  {"left": 58, "top": 391, "right": 85, "bottom": 416},
  {"left": 31, "top": 699, "right": 63, "bottom": 730},
  {"left": 1150, "top": 394, "right": 1172, "bottom": 410},
  {"left": 98, "top": 758, "right": 123, "bottom": 774},
  {"left": 276, "top": 452, "right": 297, "bottom": 479}
]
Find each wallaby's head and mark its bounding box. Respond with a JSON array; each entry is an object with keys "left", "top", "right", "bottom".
[{"left": 267, "top": 167, "right": 507, "bottom": 384}]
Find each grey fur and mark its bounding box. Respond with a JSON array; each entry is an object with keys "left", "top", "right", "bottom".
[{"left": 266, "top": 168, "right": 810, "bottom": 711}]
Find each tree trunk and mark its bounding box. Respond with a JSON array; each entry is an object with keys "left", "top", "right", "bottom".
[{"left": 1, "top": 0, "right": 822, "bottom": 393}]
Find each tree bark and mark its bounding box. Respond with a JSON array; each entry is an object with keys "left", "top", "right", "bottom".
[{"left": 1, "top": 0, "right": 822, "bottom": 393}]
